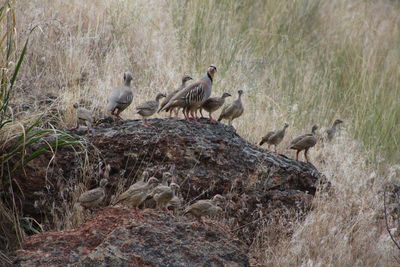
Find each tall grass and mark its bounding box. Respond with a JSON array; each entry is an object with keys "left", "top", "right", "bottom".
[{"left": 5, "top": 0, "right": 400, "bottom": 265}]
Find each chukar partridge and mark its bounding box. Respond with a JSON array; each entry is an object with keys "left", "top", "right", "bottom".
[
  {"left": 218, "top": 89, "right": 244, "bottom": 126},
  {"left": 259, "top": 123, "right": 289, "bottom": 153},
  {"left": 78, "top": 178, "right": 108, "bottom": 209},
  {"left": 289, "top": 125, "right": 318, "bottom": 163},
  {"left": 200, "top": 92, "right": 231, "bottom": 123},
  {"left": 326, "top": 119, "right": 344, "bottom": 141},
  {"left": 107, "top": 72, "right": 134, "bottom": 120},
  {"left": 134, "top": 93, "right": 166, "bottom": 126},
  {"left": 184, "top": 194, "right": 225, "bottom": 224},
  {"left": 159, "top": 75, "right": 193, "bottom": 118},
  {"left": 160, "top": 65, "right": 217, "bottom": 123},
  {"left": 73, "top": 103, "right": 94, "bottom": 130}
]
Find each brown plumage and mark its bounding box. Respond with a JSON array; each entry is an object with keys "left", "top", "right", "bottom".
[
  {"left": 218, "top": 89, "right": 244, "bottom": 126},
  {"left": 135, "top": 93, "right": 166, "bottom": 126},
  {"left": 78, "top": 179, "right": 108, "bottom": 209},
  {"left": 73, "top": 103, "right": 94, "bottom": 130},
  {"left": 326, "top": 119, "right": 344, "bottom": 141},
  {"left": 184, "top": 194, "right": 225, "bottom": 224},
  {"left": 107, "top": 72, "right": 134, "bottom": 120},
  {"left": 259, "top": 123, "right": 289, "bottom": 153},
  {"left": 166, "top": 184, "right": 182, "bottom": 211},
  {"left": 200, "top": 92, "right": 231, "bottom": 123},
  {"left": 150, "top": 182, "right": 180, "bottom": 210},
  {"left": 289, "top": 125, "right": 318, "bottom": 162},
  {"left": 113, "top": 177, "right": 159, "bottom": 208},
  {"left": 159, "top": 75, "right": 193, "bottom": 117},
  {"left": 160, "top": 65, "right": 217, "bottom": 123}
]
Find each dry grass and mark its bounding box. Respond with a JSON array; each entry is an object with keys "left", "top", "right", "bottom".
[{"left": 2, "top": 0, "right": 400, "bottom": 265}]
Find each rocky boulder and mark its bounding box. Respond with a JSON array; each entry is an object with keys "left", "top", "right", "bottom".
[{"left": 9, "top": 118, "right": 321, "bottom": 265}]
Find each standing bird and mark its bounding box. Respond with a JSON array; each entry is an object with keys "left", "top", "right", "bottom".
[
  {"left": 107, "top": 72, "right": 134, "bottom": 120},
  {"left": 150, "top": 182, "right": 180, "bottom": 211},
  {"left": 259, "top": 123, "right": 289, "bottom": 153},
  {"left": 134, "top": 93, "right": 166, "bottom": 126},
  {"left": 78, "top": 178, "right": 108, "bottom": 209},
  {"left": 73, "top": 103, "right": 94, "bottom": 130},
  {"left": 289, "top": 125, "right": 318, "bottom": 163},
  {"left": 166, "top": 183, "right": 182, "bottom": 212},
  {"left": 159, "top": 75, "right": 193, "bottom": 118},
  {"left": 218, "top": 89, "right": 244, "bottom": 126},
  {"left": 200, "top": 92, "right": 231, "bottom": 123},
  {"left": 130, "top": 171, "right": 150, "bottom": 189},
  {"left": 326, "top": 119, "right": 344, "bottom": 141},
  {"left": 184, "top": 194, "right": 225, "bottom": 225},
  {"left": 160, "top": 65, "right": 217, "bottom": 123},
  {"left": 113, "top": 177, "right": 159, "bottom": 208}
]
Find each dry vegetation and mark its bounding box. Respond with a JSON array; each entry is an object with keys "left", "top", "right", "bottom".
[{"left": 1, "top": 0, "right": 400, "bottom": 265}]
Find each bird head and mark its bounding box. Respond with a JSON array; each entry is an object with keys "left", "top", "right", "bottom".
[
  {"left": 212, "top": 194, "right": 225, "bottom": 203},
  {"left": 161, "top": 172, "right": 172, "bottom": 184},
  {"left": 237, "top": 89, "right": 244, "bottom": 96},
  {"left": 334, "top": 119, "right": 344, "bottom": 125},
  {"left": 284, "top": 122, "right": 289, "bottom": 128},
  {"left": 311, "top": 125, "right": 319, "bottom": 134},
  {"left": 170, "top": 183, "right": 180, "bottom": 192},
  {"left": 73, "top": 103, "right": 79, "bottom": 109},
  {"left": 156, "top": 93, "right": 167, "bottom": 101},
  {"left": 148, "top": 177, "right": 160, "bottom": 187},
  {"left": 141, "top": 171, "right": 149, "bottom": 181},
  {"left": 222, "top": 92, "right": 232, "bottom": 98},
  {"left": 123, "top": 72, "right": 133, "bottom": 85},
  {"left": 182, "top": 75, "right": 193, "bottom": 84},
  {"left": 207, "top": 65, "right": 217, "bottom": 76}
]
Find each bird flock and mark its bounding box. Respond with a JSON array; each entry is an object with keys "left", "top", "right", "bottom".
[{"left": 75, "top": 65, "right": 344, "bottom": 224}]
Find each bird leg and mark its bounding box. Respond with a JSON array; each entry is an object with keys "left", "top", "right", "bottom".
[
  {"left": 296, "top": 150, "right": 300, "bottom": 161},
  {"left": 200, "top": 109, "right": 204, "bottom": 118},
  {"left": 114, "top": 109, "right": 124, "bottom": 120},
  {"left": 304, "top": 149, "right": 310, "bottom": 163},
  {"left": 141, "top": 118, "right": 151, "bottom": 127},
  {"left": 209, "top": 113, "right": 217, "bottom": 124}
]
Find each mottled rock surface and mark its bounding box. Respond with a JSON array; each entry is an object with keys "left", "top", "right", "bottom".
[{"left": 9, "top": 118, "right": 321, "bottom": 266}]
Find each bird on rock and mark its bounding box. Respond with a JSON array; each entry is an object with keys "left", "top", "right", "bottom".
[
  {"left": 73, "top": 103, "right": 94, "bottom": 130},
  {"left": 134, "top": 93, "right": 166, "bottom": 126},
  {"left": 78, "top": 178, "right": 108, "bottom": 209},
  {"left": 218, "top": 89, "right": 244, "bottom": 126},
  {"left": 107, "top": 72, "right": 134, "bottom": 120},
  {"left": 259, "top": 123, "right": 289, "bottom": 153},
  {"left": 289, "top": 125, "right": 318, "bottom": 163},
  {"left": 160, "top": 65, "right": 217, "bottom": 124},
  {"left": 159, "top": 75, "right": 193, "bottom": 118},
  {"left": 200, "top": 92, "right": 231, "bottom": 123},
  {"left": 113, "top": 177, "right": 159, "bottom": 209},
  {"left": 184, "top": 194, "right": 225, "bottom": 225}
]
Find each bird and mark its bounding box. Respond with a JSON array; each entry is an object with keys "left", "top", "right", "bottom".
[
  {"left": 134, "top": 93, "right": 166, "bottom": 126},
  {"left": 150, "top": 182, "right": 180, "bottom": 211},
  {"left": 113, "top": 177, "right": 159, "bottom": 208},
  {"left": 259, "top": 123, "right": 289, "bottom": 153},
  {"left": 159, "top": 65, "right": 217, "bottom": 123},
  {"left": 166, "top": 183, "right": 182, "bottom": 211},
  {"left": 326, "top": 119, "right": 344, "bottom": 141},
  {"left": 78, "top": 178, "right": 108, "bottom": 209},
  {"left": 107, "top": 72, "right": 134, "bottom": 120},
  {"left": 159, "top": 75, "right": 193, "bottom": 118},
  {"left": 184, "top": 194, "right": 225, "bottom": 224},
  {"left": 218, "top": 89, "right": 244, "bottom": 126},
  {"left": 73, "top": 103, "right": 94, "bottom": 130},
  {"left": 142, "top": 172, "right": 173, "bottom": 209},
  {"left": 289, "top": 125, "right": 318, "bottom": 163},
  {"left": 130, "top": 171, "right": 150, "bottom": 189},
  {"left": 200, "top": 92, "right": 231, "bottom": 123}
]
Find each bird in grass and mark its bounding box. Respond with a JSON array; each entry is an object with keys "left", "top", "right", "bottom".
[
  {"left": 107, "top": 72, "right": 134, "bottom": 120},
  {"left": 289, "top": 125, "right": 318, "bottom": 163},
  {"left": 259, "top": 123, "right": 289, "bottom": 153},
  {"left": 73, "top": 103, "right": 94, "bottom": 131},
  {"left": 326, "top": 119, "right": 344, "bottom": 141}
]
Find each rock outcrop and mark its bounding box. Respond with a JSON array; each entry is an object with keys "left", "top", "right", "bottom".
[{"left": 10, "top": 118, "right": 321, "bottom": 266}]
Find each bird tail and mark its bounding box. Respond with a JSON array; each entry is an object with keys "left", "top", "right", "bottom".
[{"left": 159, "top": 100, "right": 173, "bottom": 113}]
